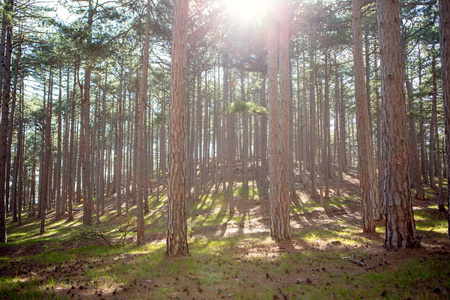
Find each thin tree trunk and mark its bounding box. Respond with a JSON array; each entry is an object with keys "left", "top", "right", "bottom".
[
  {"left": 405, "top": 77, "right": 425, "bottom": 200},
  {"left": 268, "top": 0, "right": 280, "bottom": 236},
  {"left": 309, "top": 64, "right": 317, "bottom": 198},
  {"left": 116, "top": 67, "right": 124, "bottom": 215},
  {"left": 323, "top": 50, "right": 330, "bottom": 199},
  {"left": 61, "top": 69, "right": 71, "bottom": 216},
  {"left": 136, "top": 0, "right": 151, "bottom": 245},
  {"left": 430, "top": 53, "right": 438, "bottom": 190},
  {"left": 55, "top": 69, "right": 63, "bottom": 220}
]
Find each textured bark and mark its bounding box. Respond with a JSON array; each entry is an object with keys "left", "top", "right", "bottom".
[
  {"left": 40, "top": 70, "right": 53, "bottom": 235},
  {"left": 309, "top": 66, "right": 317, "bottom": 198},
  {"left": 55, "top": 69, "right": 63, "bottom": 220},
  {"left": 260, "top": 77, "right": 268, "bottom": 198},
  {"left": 5, "top": 41, "right": 19, "bottom": 217},
  {"left": 334, "top": 59, "right": 342, "bottom": 186},
  {"left": 339, "top": 75, "right": 347, "bottom": 173},
  {"left": 405, "top": 78, "right": 424, "bottom": 200},
  {"left": 377, "top": 0, "right": 415, "bottom": 249},
  {"left": 16, "top": 85, "right": 24, "bottom": 225},
  {"left": 30, "top": 133, "right": 36, "bottom": 215},
  {"left": 268, "top": 0, "right": 280, "bottom": 238},
  {"left": 97, "top": 70, "right": 107, "bottom": 221},
  {"left": 166, "top": 0, "right": 189, "bottom": 257},
  {"left": 323, "top": 51, "right": 330, "bottom": 199},
  {"left": 223, "top": 54, "right": 235, "bottom": 215},
  {"left": 241, "top": 71, "right": 249, "bottom": 192},
  {"left": 439, "top": 0, "right": 450, "bottom": 237},
  {"left": 81, "top": 70, "right": 93, "bottom": 226},
  {"left": 0, "top": 2, "right": 13, "bottom": 242},
  {"left": 302, "top": 54, "right": 308, "bottom": 175},
  {"left": 429, "top": 55, "right": 438, "bottom": 189},
  {"left": 82, "top": 0, "right": 94, "bottom": 226},
  {"left": 116, "top": 67, "right": 124, "bottom": 215},
  {"left": 136, "top": 0, "right": 151, "bottom": 246},
  {"left": 352, "top": 0, "right": 377, "bottom": 232},
  {"left": 61, "top": 70, "right": 71, "bottom": 216},
  {"left": 418, "top": 48, "right": 428, "bottom": 186},
  {"left": 160, "top": 99, "right": 167, "bottom": 185},
  {"left": 374, "top": 52, "right": 386, "bottom": 216},
  {"left": 276, "top": 0, "right": 291, "bottom": 240},
  {"left": 68, "top": 67, "right": 78, "bottom": 222}
]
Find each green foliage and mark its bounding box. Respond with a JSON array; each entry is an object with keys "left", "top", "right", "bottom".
[{"left": 229, "top": 101, "right": 267, "bottom": 116}]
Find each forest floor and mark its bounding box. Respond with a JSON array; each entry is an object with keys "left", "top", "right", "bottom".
[{"left": 1, "top": 170, "right": 450, "bottom": 299}]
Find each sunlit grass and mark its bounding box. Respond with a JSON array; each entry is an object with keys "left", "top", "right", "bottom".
[
  {"left": 0, "top": 277, "right": 55, "bottom": 300},
  {"left": 2, "top": 180, "right": 450, "bottom": 299}
]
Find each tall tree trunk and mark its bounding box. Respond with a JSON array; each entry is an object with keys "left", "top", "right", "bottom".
[
  {"left": 0, "top": 0, "right": 14, "bottom": 242},
  {"left": 268, "top": 0, "right": 280, "bottom": 237},
  {"left": 98, "top": 69, "right": 107, "bottom": 218},
  {"left": 352, "top": 0, "right": 378, "bottom": 232},
  {"left": 260, "top": 76, "right": 268, "bottom": 198},
  {"left": 241, "top": 70, "right": 249, "bottom": 193},
  {"left": 405, "top": 77, "right": 425, "bottom": 200},
  {"left": 429, "top": 54, "right": 438, "bottom": 189},
  {"left": 166, "top": 0, "right": 189, "bottom": 257},
  {"left": 323, "top": 50, "right": 330, "bottom": 199},
  {"left": 16, "top": 84, "right": 24, "bottom": 226},
  {"left": 68, "top": 65, "right": 79, "bottom": 222},
  {"left": 339, "top": 75, "right": 347, "bottom": 173},
  {"left": 309, "top": 64, "right": 317, "bottom": 198},
  {"left": 30, "top": 131, "right": 36, "bottom": 215},
  {"left": 5, "top": 40, "right": 20, "bottom": 217},
  {"left": 55, "top": 69, "right": 63, "bottom": 220},
  {"left": 302, "top": 53, "right": 309, "bottom": 178},
  {"left": 116, "top": 67, "right": 124, "bottom": 215},
  {"left": 377, "top": 0, "right": 415, "bottom": 249},
  {"left": 40, "top": 68, "right": 53, "bottom": 234},
  {"left": 81, "top": 72, "right": 92, "bottom": 226},
  {"left": 81, "top": 0, "right": 94, "bottom": 226},
  {"left": 61, "top": 69, "right": 71, "bottom": 216},
  {"left": 276, "top": 0, "right": 291, "bottom": 240},
  {"left": 439, "top": 0, "right": 450, "bottom": 238},
  {"left": 418, "top": 46, "right": 428, "bottom": 186},
  {"left": 136, "top": 0, "right": 151, "bottom": 246}
]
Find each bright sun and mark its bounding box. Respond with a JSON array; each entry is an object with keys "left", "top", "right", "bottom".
[{"left": 222, "top": 0, "right": 272, "bottom": 23}]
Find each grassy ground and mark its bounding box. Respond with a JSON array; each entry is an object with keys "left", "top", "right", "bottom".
[{"left": 1, "top": 173, "right": 450, "bottom": 299}]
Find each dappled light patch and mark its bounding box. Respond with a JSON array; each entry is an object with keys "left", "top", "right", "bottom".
[{"left": 2, "top": 175, "right": 450, "bottom": 299}]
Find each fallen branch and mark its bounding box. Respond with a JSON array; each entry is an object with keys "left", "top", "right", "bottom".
[{"left": 349, "top": 254, "right": 365, "bottom": 267}]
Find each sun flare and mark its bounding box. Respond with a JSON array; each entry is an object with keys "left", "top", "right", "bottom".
[{"left": 222, "top": 0, "right": 272, "bottom": 22}]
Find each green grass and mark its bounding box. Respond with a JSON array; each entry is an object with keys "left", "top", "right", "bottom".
[
  {"left": 1, "top": 184, "right": 449, "bottom": 299},
  {"left": 0, "top": 277, "right": 58, "bottom": 300}
]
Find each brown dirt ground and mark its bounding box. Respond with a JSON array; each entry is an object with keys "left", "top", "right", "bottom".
[{"left": 2, "top": 173, "right": 450, "bottom": 299}]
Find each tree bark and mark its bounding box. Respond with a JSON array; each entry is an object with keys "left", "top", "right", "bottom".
[
  {"left": 0, "top": 1, "right": 14, "bottom": 242},
  {"left": 276, "top": 0, "right": 291, "bottom": 240},
  {"left": 166, "top": 0, "right": 189, "bottom": 257},
  {"left": 268, "top": 0, "right": 280, "bottom": 237},
  {"left": 352, "top": 0, "right": 378, "bottom": 232},
  {"left": 376, "top": 0, "right": 415, "bottom": 249},
  {"left": 136, "top": 0, "right": 151, "bottom": 246},
  {"left": 405, "top": 77, "right": 425, "bottom": 200},
  {"left": 55, "top": 69, "right": 63, "bottom": 220},
  {"left": 439, "top": 0, "right": 450, "bottom": 238}
]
